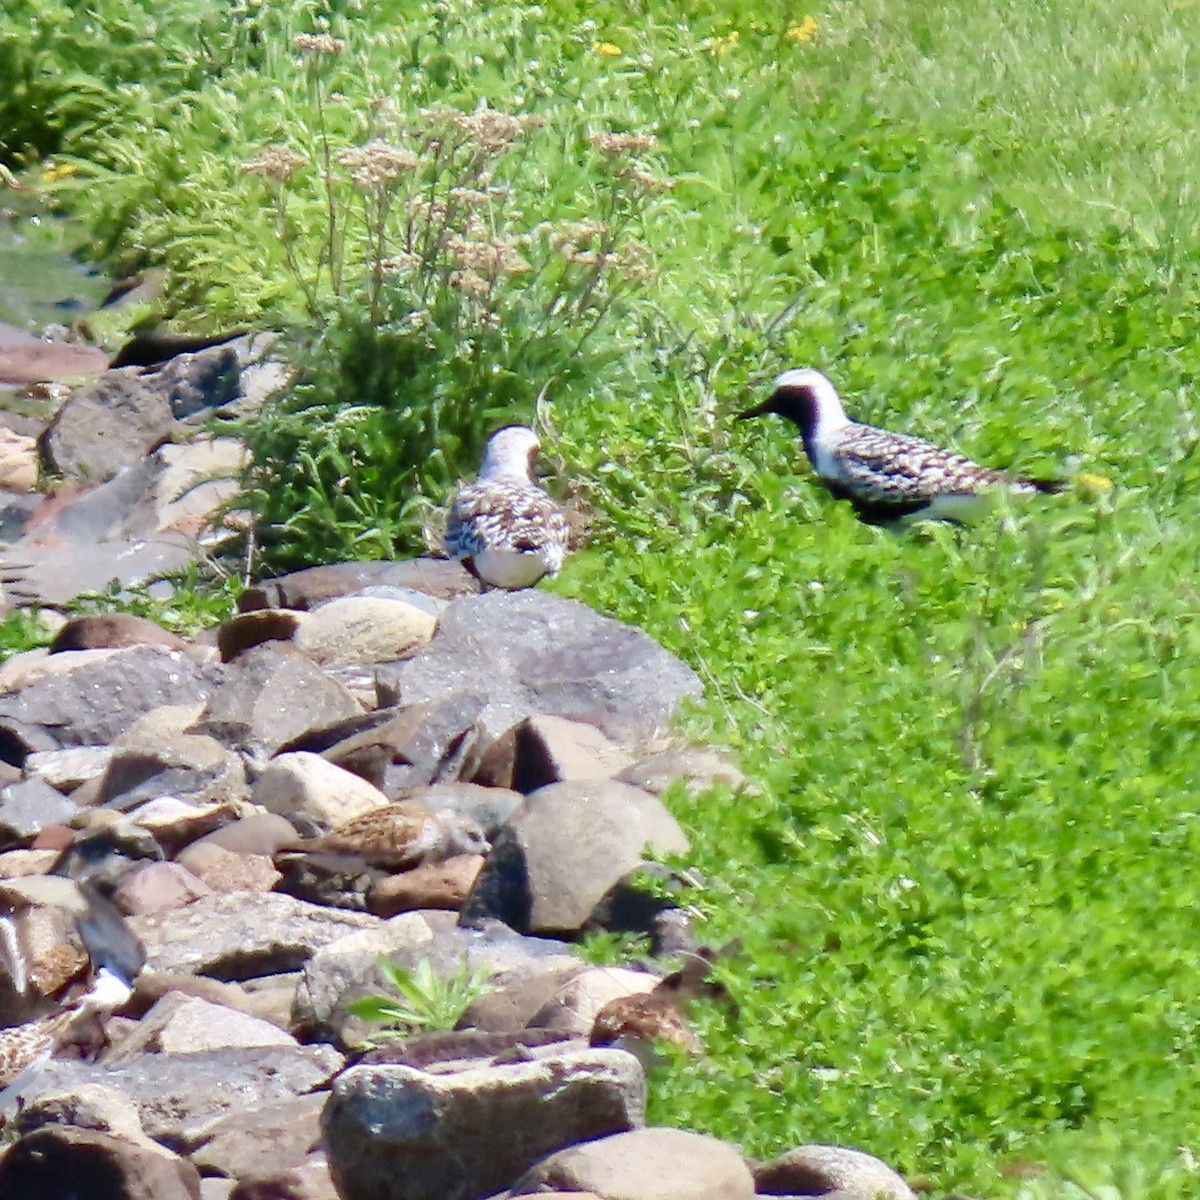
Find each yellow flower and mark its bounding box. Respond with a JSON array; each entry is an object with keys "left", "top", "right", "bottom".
[
  {"left": 1079, "top": 472, "right": 1113, "bottom": 492},
  {"left": 786, "top": 16, "right": 819, "bottom": 43},
  {"left": 594, "top": 41, "right": 623, "bottom": 57},
  {"left": 41, "top": 162, "right": 77, "bottom": 183}
]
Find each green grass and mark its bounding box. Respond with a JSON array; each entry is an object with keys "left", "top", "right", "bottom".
[{"left": 5, "top": 0, "right": 1200, "bottom": 1194}]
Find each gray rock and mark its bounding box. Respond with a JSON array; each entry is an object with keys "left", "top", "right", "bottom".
[
  {"left": 189, "top": 1094, "right": 325, "bottom": 1178},
  {"left": 461, "top": 780, "right": 689, "bottom": 935},
  {"left": 109, "top": 993, "right": 298, "bottom": 1060},
  {"left": 299, "top": 696, "right": 487, "bottom": 796},
  {"left": 323, "top": 1047, "right": 644, "bottom": 1200},
  {"left": 195, "top": 645, "right": 361, "bottom": 755},
  {"left": 401, "top": 782, "right": 522, "bottom": 839},
  {"left": 251, "top": 753, "right": 389, "bottom": 830},
  {"left": 0, "top": 775, "right": 80, "bottom": 845},
  {"left": 0, "top": 1125, "right": 202, "bottom": 1200},
  {"left": 752, "top": 1144, "right": 917, "bottom": 1200},
  {"left": 129, "top": 892, "right": 379, "bottom": 981},
  {"left": 377, "top": 592, "right": 702, "bottom": 747},
  {"left": 24, "top": 744, "right": 113, "bottom": 791},
  {"left": 616, "top": 747, "right": 745, "bottom": 796},
  {"left": 510, "top": 1127, "right": 755, "bottom": 1199},
  {"left": 456, "top": 961, "right": 585, "bottom": 1033},
  {"left": 14, "top": 1082, "right": 147, "bottom": 1142},
  {"left": 0, "top": 646, "right": 223, "bottom": 756},
  {"left": 238, "top": 560, "right": 480, "bottom": 612},
  {"left": 20, "top": 1044, "right": 343, "bottom": 1147},
  {"left": 40, "top": 346, "right": 239, "bottom": 482},
  {"left": 114, "top": 861, "right": 214, "bottom": 915},
  {"left": 507, "top": 714, "right": 635, "bottom": 793},
  {"left": 97, "top": 734, "right": 246, "bottom": 811}
]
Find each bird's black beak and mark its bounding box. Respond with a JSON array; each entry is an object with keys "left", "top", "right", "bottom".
[{"left": 737, "top": 395, "right": 776, "bottom": 421}]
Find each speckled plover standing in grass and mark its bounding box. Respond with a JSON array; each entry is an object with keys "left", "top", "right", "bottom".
[
  {"left": 445, "top": 425, "right": 570, "bottom": 589},
  {"left": 739, "top": 368, "right": 1064, "bottom": 525}
]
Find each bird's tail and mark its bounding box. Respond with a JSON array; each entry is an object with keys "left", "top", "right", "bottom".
[{"left": 1015, "top": 476, "right": 1067, "bottom": 495}]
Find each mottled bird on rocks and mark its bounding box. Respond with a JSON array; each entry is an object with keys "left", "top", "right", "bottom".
[
  {"left": 739, "top": 368, "right": 1064, "bottom": 524},
  {"left": 0, "top": 964, "right": 135, "bottom": 1107},
  {"left": 445, "top": 425, "right": 569, "bottom": 589}
]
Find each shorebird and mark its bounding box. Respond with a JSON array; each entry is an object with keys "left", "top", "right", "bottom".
[
  {"left": 739, "top": 368, "right": 1064, "bottom": 524},
  {"left": 0, "top": 964, "right": 135, "bottom": 1108},
  {"left": 445, "top": 425, "right": 569, "bottom": 589}
]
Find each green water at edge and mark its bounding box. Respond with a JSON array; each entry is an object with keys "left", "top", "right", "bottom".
[{"left": 0, "top": 199, "right": 108, "bottom": 336}]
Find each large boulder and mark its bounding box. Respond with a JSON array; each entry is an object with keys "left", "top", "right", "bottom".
[
  {"left": 376, "top": 592, "right": 702, "bottom": 747},
  {"left": 323, "top": 1045, "right": 645, "bottom": 1200},
  {"left": 461, "top": 780, "right": 689, "bottom": 935}
]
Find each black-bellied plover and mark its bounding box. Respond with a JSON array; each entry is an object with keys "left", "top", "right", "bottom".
[
  {"left": 739, "top": 368, "right": 1064, "bottom": 524},
  {"left": 445, "top": 425, "right": 569, "bottom": 588}
]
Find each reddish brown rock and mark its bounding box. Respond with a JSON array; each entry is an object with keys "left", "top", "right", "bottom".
[
  {"left": 49, "top": 613, "right": 187, "bottom": 654},
  {"left": 366, "top": 854, "right": 485, "bottom": 916},
  {"left": 114, "top": 862, "right": 213, "bottom": 915},
  {"left": 217, "top": 610, "right": 306, "bottom": 663},
  {"left": 0, "top": 341, "right": 109, "bottom": 385},
  {"left": 176, "top": 842, "right": 282, "bottom": 894}
]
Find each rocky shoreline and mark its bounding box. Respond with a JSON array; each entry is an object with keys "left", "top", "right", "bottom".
[{"left": 0, "top": 340, "right": 919, "bottom": 1199}]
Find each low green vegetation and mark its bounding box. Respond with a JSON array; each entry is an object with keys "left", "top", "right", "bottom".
[
  {"left": 346, "top": 956, "right": 495, "bottom": 1047},
  {"left": 4, "top": 0, "right": 1200, "bottom": 1193}
]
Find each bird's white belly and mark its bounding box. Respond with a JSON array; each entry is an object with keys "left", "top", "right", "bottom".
[
  {"left": 473, "top": 547, "right": 551, "bottom": 589},
  {"left": 899, "top": 490, "right": 998, "bottom": 525}
]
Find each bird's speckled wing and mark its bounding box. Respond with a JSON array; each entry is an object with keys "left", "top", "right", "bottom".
[
  {"left": 445, "top": 480, "right": 569, "bottom": 574},
  {"left": 832, "top": 424, "right": 1003, "bottom": 505}
]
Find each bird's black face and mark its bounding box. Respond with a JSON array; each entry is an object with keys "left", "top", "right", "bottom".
[{"left": 738, "top": 385, "right": 820, "bottom": 436}]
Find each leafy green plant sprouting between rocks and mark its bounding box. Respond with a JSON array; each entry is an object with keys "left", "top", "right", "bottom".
[
  {"left": 345, "top": 956, "right": 494, "bottom": 1047},
  {"left": 239, "top": 34, "right": 671, "bottom": 571}
]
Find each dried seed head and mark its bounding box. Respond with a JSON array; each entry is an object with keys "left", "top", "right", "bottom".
[
  {"left": 380, "top": 252, "right": 422, "bottom": 272},
  {"left": 449, "top": 235, "right": 531, "bottom": 276},
  {"left": 550, "top": 219, "right": 607, "bottom": 247},
  {"left": 243, "top": 144, "right": 307, "bottom": 183},
  {"left": 618, "top": 168, "right": 674, "bottom": 192},
  {"left": 293, "top": 33, "right": 347, "bottom": 57},
  {"left": 589, "top": 131, "right": 658, "bottom": 156},
  {"left": 337, "top": 140, "right": 421, "bottom": 191},
  {"left": 449, "top": 269, "right": 491, "bottom": 296}
]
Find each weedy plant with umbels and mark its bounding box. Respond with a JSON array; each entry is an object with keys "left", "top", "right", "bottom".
[{"left": 237, "top": 34, "right": 672, "bottom": 571}]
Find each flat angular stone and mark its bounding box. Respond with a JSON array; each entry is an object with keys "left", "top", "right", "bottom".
[
  {"left": 110, "top": 993, "right": 297, "bottom": 1059},
  {"left": 20, "top": 1044, "right": 344, "bottom": 1146},
  {"left": 377, "top": 592, "right": 702, "bottom": 747},
  {"left": 238, "top": 560, "right": 480, "bottom": 612},
  {"left": 251, "top": 753, "right": 389, "bottom": 831},
  {"left": 0, "top": 646, "right": 223, "bottom": 757},
  {"left": 0, "top": 775, "right": 80, "bottom": 845},
  {"left": 129, "top": 892, "right": 379, "bottom": 981},
  {"left": 189, "top": 1094, "right": 325, "bottom": 1179},
  {"left": 195, "top": 645, "right": 361, "bottom": 755}
]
